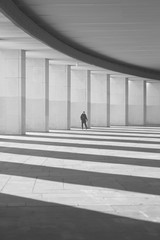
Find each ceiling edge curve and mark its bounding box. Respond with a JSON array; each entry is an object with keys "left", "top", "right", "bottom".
[{"left": 0, "top": 0, "right": 160, "bottom": 80}]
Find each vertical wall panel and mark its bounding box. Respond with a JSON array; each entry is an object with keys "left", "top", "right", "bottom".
[
  {"left": 71, "top": 69, "right": 87, "bottom": 128},
  {"left": 128, "top": 80, "right": 144, "bottom": 125},
  {"left": 0, "top": 50, "right": 26, "bottom": 134},
  {"left": 91, "top": 73, "right": 107, "bottom": 127},
  {"left": 106, "top": 74, "right": 110, "bottom": 127},
  {"left": 87, "top": 70, "right": 91, "bottom": 128},
  {"left": 143, "top": 81, "right": 147, "bottom": 126},
  {"left": 26, "top": 58, "right": 48, "bottom": 132},
  {"left": 146, "top": 82, "right": 160, "bottom": 125},
  {"left": 110, "top": 77, "right": 126, "bottom": 126},
  {"left": 125, "top": 78, "right": 129, "bottom": 126},
  {"left": 49, "top": 64, "right": 70, "bottom": 129}
]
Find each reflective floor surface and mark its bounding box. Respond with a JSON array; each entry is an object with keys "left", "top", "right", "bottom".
[{"left": 0, "top": 126, "right": 160, "bottom": 239}]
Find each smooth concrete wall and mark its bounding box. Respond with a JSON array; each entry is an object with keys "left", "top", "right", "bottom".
[
  {"left": 49, "top": 65, "right": 69, "bottom": 129},
  {"left": 0, "top": 50, "right": 25, "bottom": 134},
  {"left": 110, "top": 77, "right": 126, "bottom": 126},
  {"left": 146, "top": 82, "right": 160, "bottom": 125},
  {"left": 71, "top": 69, "right": 87, "bottom": 128},
  {"left": 26, "top": 58, "right": 47, "bottom": 132},
  {"left": 91, "top": 73, "right": 107, "bottom": 126},
  {"left": 128, "top": 80, "right": 144, "bottom": 125}
]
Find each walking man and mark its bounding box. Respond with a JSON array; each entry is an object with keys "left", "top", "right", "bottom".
[{"left": 80, "top": 111, "right": 88, "bottom": 129}]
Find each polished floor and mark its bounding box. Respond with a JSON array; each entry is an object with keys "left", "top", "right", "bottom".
[{"left": 0, "top": 126, "right": 160, "bottom": 239}]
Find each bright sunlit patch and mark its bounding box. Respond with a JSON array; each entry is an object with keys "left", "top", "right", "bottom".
[
  {"left": 0, "top": 174, "right": 160, "bottom": 223},
  {"left": 0, "top": 140, "right": 160, "bottom": 161},
  {"left": 91, "top": 126, "right": 160, "bottom": 134},
  {"left": 1, "top": 133, "right": 160, "bottom": 143},
  {"left": 0, "top": 127, "right": 160, "bottom": 223},
  {"left": 0, "top": 155, "right": 160, "bottom": 180},
  {"left": 1, "top": 134, "right": 160, "bottom": 149},
  {"left": 49, "top": 130, "right": 160, "bottom": 138},
  {"left": 50, "top": 127, "right": 160, "bottom": 136}
]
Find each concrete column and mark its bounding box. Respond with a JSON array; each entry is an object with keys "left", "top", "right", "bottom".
[
  {"left": 71, "top": 69, "right": 88, "bottom": 128},
  {"left": 125, "top": 77, "right": 129, "bottom": 126},
  {"left": 128, "top": 80, "right": 144, "bottom": 125},
  {"left": 110, "top": 77, "right": 126, "bottom": 126},
  {"left": 0, "top": 49, "right": 26, "bottom": 134},
  {"left": 87, "top": 70, "right": 91, "bottom": 128},
  {"left": 106, "top": 74, "right": 110, "bottom": 127},
  {"left": 45, "top": 59, "right": 49, "bottom": 132},
  {"left": 91, "top": 72, "right": 107, "bottom": 126},
  {"left": 146, "top": 82, "right": 160, "bottom": 125},
  {"left": 143, "top": 80, "right": 147, "bottom": 126},
  {"left": 26, "top": 58, "right": 49, "bottom": 132},
  {"left": 49, "top": 64, "right": 71, "bottom": 130},
  {"left": 66, "top": 65, "right": 71, "bottom": 130}
]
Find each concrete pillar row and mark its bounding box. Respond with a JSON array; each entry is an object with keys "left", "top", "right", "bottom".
[
  {"left": 0, "top": 49, "right": 26, "bottom": 135},
  {"left": 26, "top": 58, "right": 49, "bottom": 132}
]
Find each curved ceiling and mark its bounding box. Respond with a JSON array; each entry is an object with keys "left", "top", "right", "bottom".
[{"left": 1, "top": 0, "right": 160, "bottom": 80}]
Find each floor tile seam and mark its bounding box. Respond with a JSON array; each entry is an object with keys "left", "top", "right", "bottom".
[
  {"left": 31, "top": 177, "right": 38, "bottom": 194},
  {"left": 0, "top": 176, "right": 11, "bottom": 193}
]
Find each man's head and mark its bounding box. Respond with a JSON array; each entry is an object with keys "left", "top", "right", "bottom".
[{"left": 83, "top": 111, "right": 85, "bottom": 114}]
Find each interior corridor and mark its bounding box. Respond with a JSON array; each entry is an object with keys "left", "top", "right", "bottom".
[{"left": 0, "top": 126, "right": 160, "bottom": 239}]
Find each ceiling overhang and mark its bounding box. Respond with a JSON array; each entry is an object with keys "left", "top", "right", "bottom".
[{"left": 0, "top": 0, "right": 160, "bottom": 80}]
